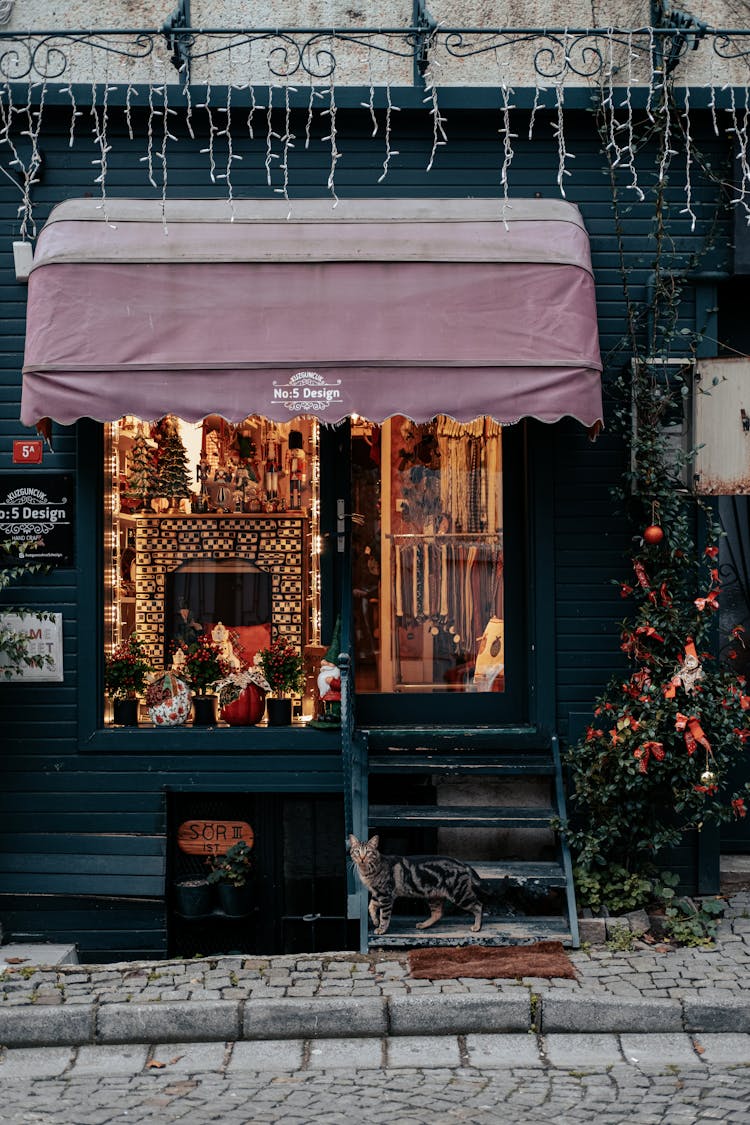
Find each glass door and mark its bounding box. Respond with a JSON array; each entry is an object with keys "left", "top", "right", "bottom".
[{"left": 350, "top": 416, "right": 525, "bottom": 725}]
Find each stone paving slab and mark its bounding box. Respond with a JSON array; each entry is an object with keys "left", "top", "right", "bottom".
[
  {"left": 0, "top": 1047, "right": 74, "bottom": 1079},
  {"left": 151, "top": 1041, "right": 228, "bottom": 1070},
  {"left": 228, "top": 1039, "right": 304, "bottom": 1071},
  {"left": 3, "top": 1034, "right": 750, "bottom": 1079},
  {"left": 620, "top": 1032, "right": 700, "bottom": 1068},
  {"left": 307, "top": 1037, "right": 384, "bottom": 1069},
  {"left": 694, "top": 1033, "right": 750, "bottom": 1064},
  {"left": 386, "top": 1034, "right": 463, "bottom": 1068},
  {"left": 465, "top": 1032, "right": 543, "bottom": 1068},
  {"left": 72, "top": 1043, "right": 149, "bottom": 1075},
  {"left": 0, "top": 891, "right": 749, "bottom": 1046}
]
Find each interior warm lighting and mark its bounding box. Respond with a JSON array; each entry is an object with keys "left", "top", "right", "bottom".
[{"left": 105, "top": 413, "right": 322, "bottom": 722}]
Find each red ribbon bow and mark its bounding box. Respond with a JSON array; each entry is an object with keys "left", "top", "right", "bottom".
[
  {"left": 675, "top": 712, "right": 711, "bottom": 757},
  {"left": 633, "top": 741, "right": 665, "bottom": 774}
]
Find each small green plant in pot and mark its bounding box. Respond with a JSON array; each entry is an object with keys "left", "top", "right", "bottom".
[{"left": 207, "top": 840, "right": 253, "bottom": 916}]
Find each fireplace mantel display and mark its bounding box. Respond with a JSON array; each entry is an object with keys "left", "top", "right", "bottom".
[{"left": 133, "top": 513, "right": 307, "bottom": 668}]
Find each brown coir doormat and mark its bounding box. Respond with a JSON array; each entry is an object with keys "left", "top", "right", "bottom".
[{"left": 408, "top": 941, "right": 577, "bottom": 980}]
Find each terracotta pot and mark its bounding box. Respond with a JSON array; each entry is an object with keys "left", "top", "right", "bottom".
[
  {"left": 112, "top": 697, "right": 139, "bottom": 726},
  {"left": 220, "top": 683, "right": 266, "bottom": 726},
  {"left": 266, "top": 697, "right": 293, "bottom": 726}
]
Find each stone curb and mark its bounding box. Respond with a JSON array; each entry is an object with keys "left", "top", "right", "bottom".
[
  {"left": 243, "top": 997, "right": 388, "bottom": 1040},
  {"left": 539, "top": 994, "right": 683, "bottom": 1034},
  {"left": 97, "top": 1001, "right": 241, "bottom": 1044},
  {"left": 2, "top": 993, "right": 750, "bottom": 1048},
  {"left": 0, "top": 1003, "right": 95, "bottom": 1048}
]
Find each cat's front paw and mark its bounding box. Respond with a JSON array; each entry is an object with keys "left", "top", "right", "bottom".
[{"left": 374, "top": 924, "right": 390, "bottom": 935}]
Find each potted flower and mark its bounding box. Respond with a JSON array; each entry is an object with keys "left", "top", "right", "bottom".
[
  {"left": 104, "top": 634, "right": 152, "bottom": 725},
  {"left": 145, "top": 670, "right": 191, "bottom": 726},
  {"left": 174, "top": 635, "right": 232, "bottom": 725},
  {"left": 216, "top": 666, "right": 271, "bottom": 726},
  {"left": 207, "top": 840, "right": 253, "bottom": 915},
  {"left": 256, "top": 637, "right": 304, "bottom": 726}
]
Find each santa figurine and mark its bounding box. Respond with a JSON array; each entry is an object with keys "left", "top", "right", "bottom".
[{"left": 312, "top": 619, "right": 342, "bottom": 727}]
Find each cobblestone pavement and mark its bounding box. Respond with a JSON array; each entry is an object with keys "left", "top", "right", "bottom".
[
  {"left": 2, "top": 892, "right": 750, "bottom": 1012},
  {"left": 2, "top": 1036, "right": 750, "bottom": 1124}
]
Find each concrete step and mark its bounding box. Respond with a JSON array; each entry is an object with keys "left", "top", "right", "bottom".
[
  {"left": 369, "top": 915, "right": 572, "bottom": 948},
  {"left": 369, "top": 804, "right": 555, "bottom": 828},
  {"left": 0, "top": 944, "right": 79, "bottom": 971}
]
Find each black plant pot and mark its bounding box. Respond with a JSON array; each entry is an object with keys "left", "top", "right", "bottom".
[
  {"left": 192, "top": 694, "right": 218, "bottom": 725},
  {"left": 266, "top": 697, "right": 292, "bottom": 726},
  {"left": 174, "top": 878, "right": 213, "bottom": 916},
  {"left": 112, "top": 697, "right": 139, "bottom": 726},
  {"left": 218, "top": 882, "right": 253, "bottom": 917}
]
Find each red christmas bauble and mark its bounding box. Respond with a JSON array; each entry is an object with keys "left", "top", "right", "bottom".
[{"left": 643, "top": 524, "right": 665, "bottom": 545}]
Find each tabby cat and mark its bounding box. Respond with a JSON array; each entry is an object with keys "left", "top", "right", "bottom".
[{"left": 348, "top": 834, "right": 483, "bottom": 935}]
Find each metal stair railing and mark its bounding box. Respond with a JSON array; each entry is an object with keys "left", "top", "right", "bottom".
[{"left": 551, "top": 731, "right": 580, "bottom": 948}]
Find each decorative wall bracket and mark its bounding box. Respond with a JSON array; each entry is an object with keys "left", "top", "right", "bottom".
[
  {"left": 651, "top": 0, "right": 707, "bottom": 75},
  {"left": 163, "top": 0, "right": 192, "bottom": 82}
]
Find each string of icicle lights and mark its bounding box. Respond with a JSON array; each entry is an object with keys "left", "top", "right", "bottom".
[{"left": 2, "top": 28, "right": 750, "bottom": 237}]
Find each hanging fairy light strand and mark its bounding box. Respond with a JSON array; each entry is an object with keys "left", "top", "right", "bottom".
[
  {"left": 140, "top": 77, "right": 157, "bottom": 188},
  {"left": 264, "top": 90, "right": 280, "bottom": 188},
  {"left": 528, "top": 82, "right": 544, "bottom": 141},
  {"left": 320, "top": 76, "right": 341, "bottom": 205},
  {"left": 679, "top": 84, "right": 697, "bottom": 231},
  {"left": 620, "top": 32, "right": 644, "bottom": 202},
  {"left": 275, "top": 80, "right": 297, "bottom": 216},
  {"left": 158, "top": 80, "right": 179, "bottom": 232},
  {"left": 124, "top": 81, "right": 136, "bottom": 141},
  {"left": 60, "top": 80, "right": 81, "bottom": 149},
  {"left": 197, "top": 79, "right": 218, "bottom": 183},
  {"left": 727, "top": 85, "right": 750, "bottom": 223},
  {"left": 378, "top": 55, "right": 400, "bottom": 185},
  {"left": 423, "top": 51, "right": 447, "bottom": 173},
  {"left": 362, "top": 47, "right": 378, "bottom": 138},
  {"left": 216, "top": 47, "right": 242, "bottom": 220}
]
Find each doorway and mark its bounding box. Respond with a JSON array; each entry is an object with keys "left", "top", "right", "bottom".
[{"left": 346, "top": 417, "right": 526, "bottom": 726}]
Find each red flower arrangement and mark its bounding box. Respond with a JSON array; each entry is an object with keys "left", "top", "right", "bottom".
[
  {"left": 174, "top": 635, "right": 232, "bottom": 695},
  {"left": 104, "top": 634, "right": 152, "bottom": 699},
  {"left": 256, "top": 637, "right": 304, "bottom": 698}
]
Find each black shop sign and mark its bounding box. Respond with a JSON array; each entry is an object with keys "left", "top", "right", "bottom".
[{"left": 0, "top": 474, "right": 74, "bottom": 568}]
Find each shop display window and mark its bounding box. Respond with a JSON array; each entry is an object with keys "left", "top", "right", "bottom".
[
  {"left": 104, "top": 415, "right": 320, "bottom": 726},
  {"left": 352, "top": 416, "right": 505, "bottom": 694}
]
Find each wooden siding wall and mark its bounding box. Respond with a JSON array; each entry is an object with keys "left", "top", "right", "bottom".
[{"left": 0, "top": 106, "right": 731, "bottom": 956}]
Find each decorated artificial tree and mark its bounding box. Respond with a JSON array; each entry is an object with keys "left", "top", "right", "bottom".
[
  {"left": 126, "top": 432, "right": 156, "bottom": 510},
  {"left": 152, "top": 417, "right": 191, "bottom": 507}
]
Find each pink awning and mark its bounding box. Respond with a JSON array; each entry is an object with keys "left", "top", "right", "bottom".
[{"left": 21, "top": 198, "right": 603, "bottom": 429}]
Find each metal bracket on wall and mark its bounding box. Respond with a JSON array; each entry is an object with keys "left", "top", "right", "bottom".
[
  {"left": 413, "top": 0, "right": 438, "bottom": 83},
  {"left": 163, "top": 0, "right": 192, "bottom": 84},
  {"left": 650, "top": 0, "right": 706, "bottom": 75}
]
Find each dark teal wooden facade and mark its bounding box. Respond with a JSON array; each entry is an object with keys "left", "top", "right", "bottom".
[{"left": 0, "top": 97, "right": 733, "bottom": 958}]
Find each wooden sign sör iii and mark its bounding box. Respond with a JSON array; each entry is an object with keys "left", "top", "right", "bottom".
[{"left": 177, "top": 819, "right": 255, "bottom": 856}]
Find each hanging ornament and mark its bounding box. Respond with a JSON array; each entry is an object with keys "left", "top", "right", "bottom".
[
  {"left": 643, "top": 501, "right": 664, "bottom": 545},
  {"left": 700, "top": 769, "right": 718, "bottom": 787}
]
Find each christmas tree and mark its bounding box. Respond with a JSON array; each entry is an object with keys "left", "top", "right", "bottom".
[
  {"left": 152, "top": 418, "right": 191, "bottom": 500},
  {"left": 126, "top": 432, "right": 156, "bottom": 508},
  {"left": 565, "top": 359, "right": 750, "bottom": 913}
]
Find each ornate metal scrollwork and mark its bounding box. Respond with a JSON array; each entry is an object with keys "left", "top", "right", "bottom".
[{"left": 0, "top": 23, "right": 746, "bottom": 85}]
